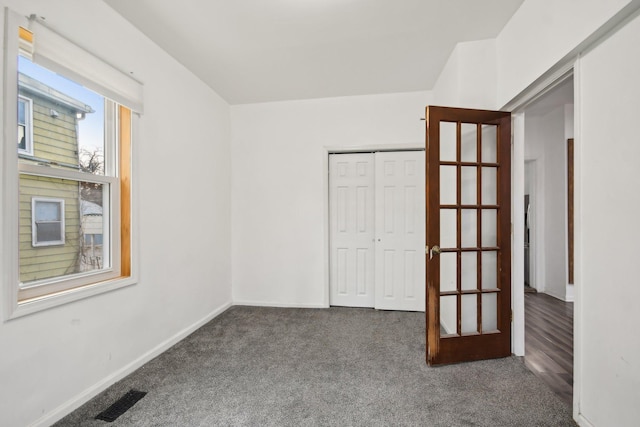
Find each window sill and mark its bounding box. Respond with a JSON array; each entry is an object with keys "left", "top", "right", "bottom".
[{"left": 6, "top": 275, "right": 137, "bottom": 320}]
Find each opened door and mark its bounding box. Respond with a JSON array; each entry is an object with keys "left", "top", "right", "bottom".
[{"left": 425, "top": 106, "right": 511, "bottom": 365}]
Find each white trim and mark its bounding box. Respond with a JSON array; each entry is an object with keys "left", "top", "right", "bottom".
[
  {"left": 233, "top": 300, "right": 328, "bottom": 309},
  {"left": 9, "top": 276, "right": 136, "bottom": 320},
  {"left": 572, "top": 55, "right": 584, "bottom": 423},
  {"left": 322, "top": 151, "right": 331, "bottom": 308},
  {"left": 2, "top": 8, "right": 25, "bottom": 321},
  {"left": 8, "top": 108, "right": 140, "bottom": 318},
  {"left": 325, "top": 142, "right": 425, "bottom": 154},
  {"left": 18, "top": 163, "right": 119, "bottom": 185},
  {"left": 31, "top": 197, "right": 65, "bottom": 246},
  {"left": 2, "top": 9, "right": 137, "bottom": 319},
  {"left": 322, "top": 142, "right": 425, "bottom": 310},
  {"left": 576, "top": 413, "right": 595, "bottom": 427},
  {"left": 511, "top": 112, "right": 525, "bottom": 356},
  {"left": 28, "top": 301, "right": 233, "bottom": 427},
  {"left": 18, "top": 95, "right": 33, "bottom": 156}
]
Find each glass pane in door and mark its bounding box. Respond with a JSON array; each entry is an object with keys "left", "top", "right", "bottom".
[
  {"left": 440, "top": 295, "right": 457, "bottom": 336},
  {"left": 440, "top": 252, "right": 457, "bottom": 293},
  {"left": 481, "top": 124, "right": 497, "bottom": 163},
  {"left": 481, "top": 167, "right": 497, "bottom": 205},
  {"left": 440, "top": 166, "right": 457, "bottom": 205},
  {"left": 481, "top": 209, "right": 497, "bottom": 247},
  {"left": 482, "top": 252, "right": 497, "bottom": 289},
  {"left": 461, "top": 252, "right": 477, "bottom": 291},
  {"left": 461, "top": 294, "right": 478, "bottom": 334},
  {"left": 461, "top": 166, "right": 477, "bottom": 205},
  {"left": 461, "top": 209, "right": 477, "bottom": 248},
  {"left": 482, "top": 293, "right": 498, "bottom": 331},
  {"left": 461, "top": 123, "right": 477, "bottom": 162},
  {"left": 440, "top": 209, "right": 457, "bottom": 248},
  {"left": 440, "top": 122, "right": 457, "bottom": 162}
]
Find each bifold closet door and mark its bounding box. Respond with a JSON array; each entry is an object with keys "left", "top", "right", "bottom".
[
  {"left": 374, "top": 151, "right": 426, "bottom": 311},
  {"left": 329, "top": 153, "right": 376, "bottom": 307},
  {"left": 329, "top": 151, "right": 425, "bottom": 311}
]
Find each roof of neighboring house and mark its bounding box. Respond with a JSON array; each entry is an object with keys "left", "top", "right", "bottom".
[
  {"left": 81, "top": 200, "right": 102, "bottom": 216},
  {"left": 18, "top": 73, "right": 94, "bottom": 114}
]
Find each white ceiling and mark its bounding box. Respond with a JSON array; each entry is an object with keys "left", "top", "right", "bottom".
[{"left": 104, "top": 0, "right": 525, "bottom": 105}]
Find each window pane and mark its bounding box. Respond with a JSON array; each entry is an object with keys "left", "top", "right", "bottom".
[
  {"left": 440, "top": 209, "right": 456, "bottom": 249},
  {"left": 440, "top": 252, "right": 457, "bottom": 292},
  {"left": 482, "top": 293, "right": 498, "bottom": 332},
  {"left": 481, "top": 124, "right": 497, "bottom": 163},
  {"left": 440, "top": 295, "right": 457, "bottom": 336},
  {"left": 461, "top": 294, "right": 478, "bottom": 334},
  {"left": 18, "top": 56, "right": 105, "bottom": 174},
  {"left": 461, "top": 166, "right": 477, "bottom": 205},
  {"left": 461, "top": 123, "right": 477, "bottom": 162},
  {"left": 35, "top": 222, "right": 62, "bottom": 242},
  {"left": 18, "top": 98, "right": 25, "bottom": 124},
  {"left": 440, "top": 165, "right": 457, "bottom": 205},
  {"left": 18, "top": 125, "right": 26, "bottom": 150},
  {"left": 20, "top": 174, "right": 109, "bottom": 283},
  {"left": 440, "top": 122, "right": 457, "bottom": 162},
  {"left": 80, "top": 189, "right": 107, "bottom": 273},
  {"left": 35, "top": 201, "right": 61, "bottom": 221}
]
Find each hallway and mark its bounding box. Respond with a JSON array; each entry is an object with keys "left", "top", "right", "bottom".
[{"left": 524, "top": 292, "right": 574, "bottom": 405}]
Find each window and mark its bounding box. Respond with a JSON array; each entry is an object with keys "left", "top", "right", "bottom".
[
  {"left": 2, "top": 11, "right": 143, "bottom": 318},
  {"left": 18, "top": 95, "right": 32, "bottom": 155},
  {"left": 32, "top": 198, "right": 65, "bottom": 246}
]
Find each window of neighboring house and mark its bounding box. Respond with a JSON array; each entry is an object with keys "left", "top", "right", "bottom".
[
  {"left": 32, "top": 198, "right": 65, "bottom": 246},
  {"left": 2, "top": 13, "right": 143, "bottom": 318},
  {"left": 18, "top": 95, "right": 33, "bottom": 155}
]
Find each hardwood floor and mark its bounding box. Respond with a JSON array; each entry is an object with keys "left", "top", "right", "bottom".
[{"left": 524, "top": 292, "right": 574, "bottom": 405}]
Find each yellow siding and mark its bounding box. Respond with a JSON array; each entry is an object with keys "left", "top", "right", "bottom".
[
  {"left": 30, "top": 97, "right": 79, "bottom": 167},
  {"left": 19, "top": 175, "right": 81, "bottom": 283}
]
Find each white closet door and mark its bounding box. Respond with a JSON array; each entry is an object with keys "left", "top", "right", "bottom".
[
  {"left": 329, "top": 153, "right": 375, "bottom": 307},
  {"left": 374, "top": 151, "right": 426, "bottom": 311}
]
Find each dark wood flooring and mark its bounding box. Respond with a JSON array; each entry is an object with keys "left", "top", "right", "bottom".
[{"left": 524, "top": 292, "right": 574, "bottom": 405}]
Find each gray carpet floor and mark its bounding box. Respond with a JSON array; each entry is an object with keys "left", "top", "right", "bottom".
[{"left": 55, "top": 306, "right": 575, "bottom": 426}]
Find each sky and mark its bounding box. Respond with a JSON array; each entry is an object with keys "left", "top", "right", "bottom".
[{"left": 18, "top": 55, "right": 105, "bottom": 160}]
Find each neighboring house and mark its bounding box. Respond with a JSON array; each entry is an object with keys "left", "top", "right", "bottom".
[
  {"left": 18, "top": 72, "right": 95, "bottom": 283},
  {"left": 80, "top": 199, "right": 103, "bottom": 271}
]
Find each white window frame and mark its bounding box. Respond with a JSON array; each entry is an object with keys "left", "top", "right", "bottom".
[
  {"left": 1, "top": 10, "right": 142, "bottom": 320},
  {"left": 31, "top": 197, "right": 65, "bottom": 247},
  {"left": 18, "top": 95, "right": 33, "bottom": 155}
]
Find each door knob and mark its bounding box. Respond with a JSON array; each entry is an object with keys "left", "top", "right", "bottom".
[{"left": 430, "top": 245, "right": 441, "bottom": 259}]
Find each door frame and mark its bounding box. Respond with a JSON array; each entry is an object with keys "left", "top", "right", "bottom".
[
  {"left": 322, "top": 143, "right": 425, "bottom": 308},
  {"left": 506, "top": 65, "right": 575, "bottom": 357}
]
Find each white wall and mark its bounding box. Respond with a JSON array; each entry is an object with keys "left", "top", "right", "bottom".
[
  {"left": 433, "top": 39, "right": 497, "bottom": 109},
  {"left": 497, "top": 0, "right": 632, "bottom": 107},
  {"left": 524, "top": 104, "right": 571, "bottom": 300},
  {"left": 231, "top": 91, "right": 431, "bottom": 307},
  {"left": 577, "top": 11, "right": 640, "bottom": 426},
  {"left": 0, "top": 1, "right": 232, "bottom": 426}
]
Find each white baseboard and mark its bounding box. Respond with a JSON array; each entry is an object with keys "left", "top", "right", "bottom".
[
  {"left": 30, "top": 301, "right": 233, "bottom": 427},
  {"left": 577, "top": 413, "right": 595, "bottom": 427},
  {"left": 233, "top": 299, "right": 327, "bottom": 309}
]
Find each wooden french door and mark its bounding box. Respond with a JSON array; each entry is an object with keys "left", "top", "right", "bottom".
[{"left": 425, "top": 106, "right": 511, "bottom": 365}]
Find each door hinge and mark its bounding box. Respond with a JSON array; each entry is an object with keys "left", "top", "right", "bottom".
[{"left": 510, "top": 310, "right": 513, "bottom": 322}]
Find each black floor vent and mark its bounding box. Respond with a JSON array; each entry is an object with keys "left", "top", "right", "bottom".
[{"left": 95, "top": 389, "right": 147, "bottom": 422}]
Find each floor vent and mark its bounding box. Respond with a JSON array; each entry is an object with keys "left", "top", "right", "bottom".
[{"left": 95, "top": 389, "right": 147, "bottom": 422}]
